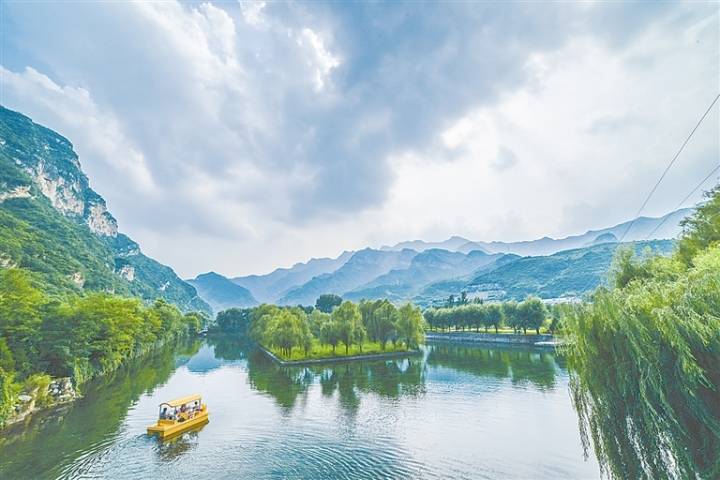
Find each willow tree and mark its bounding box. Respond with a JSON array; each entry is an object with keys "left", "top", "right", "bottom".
[{"left": 563, "top": 186, "right": 720, "bottom": 480}]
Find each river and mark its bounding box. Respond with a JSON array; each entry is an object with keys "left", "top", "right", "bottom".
[{"left": 0, "top": 337, "right": 600, "bottom": 479}]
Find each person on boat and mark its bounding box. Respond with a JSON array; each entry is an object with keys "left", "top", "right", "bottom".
[{"left": 161, "top": 407, "right": 168, "bottom": 419}]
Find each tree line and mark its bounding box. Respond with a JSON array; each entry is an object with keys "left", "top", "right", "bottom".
[
  {"left": 423, "top": 296, "right": 566, "bottom": 335},
  {"left": 214, "top": 297, "right": 426, "bottom": 357},
  {"left": 0, "top": 268, "right": 206, "bottom": 426}
]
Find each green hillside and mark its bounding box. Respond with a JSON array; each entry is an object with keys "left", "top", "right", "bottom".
[
  {"left": 464, "top": 240, "right": 675, "bottom": 301},
  {"left": 0, "top": 106, "right": 210, "bottom": 314}
]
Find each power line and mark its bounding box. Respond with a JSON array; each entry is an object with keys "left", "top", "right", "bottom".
[
  {"left": 618, "top": 93, "right": 720, "bottom": 243},
  {"left": 644, "top": 163, "right": 720, "bottom": 240}
]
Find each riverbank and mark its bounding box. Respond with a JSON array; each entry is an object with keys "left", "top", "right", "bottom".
[
  {"left": 258, "top": 345, "right": 422, "bottom": 366},
  {"left": 426, "top": 331, "right": 562, "bottom": 348}
]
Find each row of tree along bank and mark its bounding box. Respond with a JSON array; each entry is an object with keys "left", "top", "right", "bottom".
[
  {"left": 422, "top": 297, "right": 567, "bottom": 335},
  {"left": 0, "top": 268, "right": 207, "bottom": 427},
  {"left": 212, "top": 297, "right": 426, "bottom": 361}
]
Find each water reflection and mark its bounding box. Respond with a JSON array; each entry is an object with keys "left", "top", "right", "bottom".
[
  {"left": 240, "top": 347, "right": 426, "bottom": 414},
  {"left": 154, "top": 421, "right": 209, "bottom": 462},
  {"left": 0, "top": 340, "right": 201, "bottom": 478},
  {"left": 426, "top": 343, "right": 560, "bottom": 390},
  {"left": 1, "top": 337, "right": 600, "bottom": 479}
]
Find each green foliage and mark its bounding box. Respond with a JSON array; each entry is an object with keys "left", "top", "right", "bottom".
[
  {"left": 518, "top": 296, "right": 546, "bottom": 335},
  {"left": 332, "top": 301, "right": 366, "bottom": 354},
  {"left": 563, "top": 186, "right": 720, "bottom": 480},
  {"left": 247, "top": 300, "right": 424, "bottom": 360},
  {"left": 359, "top": 299, "right": 399, "bottom": 349},
  {"left": 0, "top": 267, "right": 202, "bottom": 425},
  {"left": 396, "top": 303, "right": 425, "bottom": 349},
  {"left": 315, "top": 293, "right": 342, "bottom": 313},
  {"left": 423, "top": 297, "right": 554, "bottom": 336},
  {"left": 214, "top": 307, "right": 252, "bottom": 334},
  {"left": 677, "top": 185, "right": 720, "bottom": 265}
]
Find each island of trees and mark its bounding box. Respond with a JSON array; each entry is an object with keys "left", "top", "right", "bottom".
[{"left": 213, "top": 296, "right": 426, "bottom": 362}]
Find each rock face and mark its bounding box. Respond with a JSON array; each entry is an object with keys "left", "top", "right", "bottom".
[
  {"left": 0, "top": 185, "right": 31, "bottom": 202},
  {"left": 7, "top": 377, "right": 78, "bottom": 427},
  {"left": 118, "top": 264, "right": 135, "bottom": 282}
]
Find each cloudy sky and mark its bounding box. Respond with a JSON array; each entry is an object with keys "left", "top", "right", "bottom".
[{"left": 1, "top": 1, "right": 718, "bottom": 278}]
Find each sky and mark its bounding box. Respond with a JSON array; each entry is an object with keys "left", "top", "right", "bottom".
[{"left": 1, "top": 1, "right": 718, "bottom": 278}]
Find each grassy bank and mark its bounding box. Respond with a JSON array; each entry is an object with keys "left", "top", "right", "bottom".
[{"left": 267, "top": 340, "right": 411, "bottom": 362}]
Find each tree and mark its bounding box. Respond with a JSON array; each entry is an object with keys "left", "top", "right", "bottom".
[
  {"left": 320, "top": 318, "right": 341, "bottom": 353},
  {"left": 446, "top": 294, "right": 455, "bottom": 308},
  {"left": 215, "top": 308, "right": 252, "bottom": 334},
  {"left": 332, "top": 301, "right": 365, "bottom": 354},
  {"left": 396, "top": 303, "right": 425, "bottom": 349},
  {"left": 372, "top": 301, "right": 399, "bottom": 349},
  {"left": 315, "top": 294, "right": 342, "bottom": 313},
  {"left": 484, "top": 304, "right": 503, "bottom": 334},
  {"left": 266, "top": 309, "right": 311, "bottom": 356},
  {"left": 459, "top": 291, "right": 469, "bottom": 305},
  {"left": 308, "top": 309, "right": 331, "bottom": 338},
  {"left": 502, "top": 301, "right": 521, "bottom": 334},
  {"left": 519, "top": 297, "right": 545, "bottom": 335}
]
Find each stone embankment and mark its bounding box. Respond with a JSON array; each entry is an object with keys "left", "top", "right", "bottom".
[
  {"left": 258, "top": 345, "right": 422, "bottom": 366},
  {"left": 426, "top": 332, "right": 562, "bottom": 348},
  {"left": 5, "top": 377, "right": 78, "bottom": 428}
]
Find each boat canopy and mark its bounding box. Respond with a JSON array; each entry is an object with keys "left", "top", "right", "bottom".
[{"left": 162, "top": 394, "right": 202, "bottom": 408}]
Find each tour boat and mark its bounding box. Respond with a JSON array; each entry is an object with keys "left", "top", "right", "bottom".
[{"left": 146, "top": 394, "right": 209, "bottom": 439}]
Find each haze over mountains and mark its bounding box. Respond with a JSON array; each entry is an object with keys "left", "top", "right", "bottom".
[{"left": 191, "top": 208, "right": 689, "bottom": 310}]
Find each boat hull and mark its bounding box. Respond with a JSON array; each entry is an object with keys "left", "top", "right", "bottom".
[{"left": 147, "top": 410, "right": 209, "bottom": 439}]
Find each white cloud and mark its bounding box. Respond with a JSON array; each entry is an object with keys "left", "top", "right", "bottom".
[
  {"left": 297, "top": 28, "right": 341, "bottom": 91},
  {"left": 0, "top": 1, "right": 717, "bottom": 278},
  {"left": 0, "top": 66, "right": 155, "bottom": 193}
]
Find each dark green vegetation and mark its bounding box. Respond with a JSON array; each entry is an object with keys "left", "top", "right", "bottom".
[
  {"left": 187, "top": 272, "right": 257, "bottom": 312},
  {"left": 0, "top": 106, "right": 210, "bottom": 314},
  {"left": 563, "top": 186, "right": 720, "bottom": 480},
  {"left": 214, "top": 299, "right": 425, "bottom": 361},
  {"left": 0, "top": 268, "right": 205, "bottom": 426},
  {"left": 424, "top": 297, "right": 567, "bottom": 335}
]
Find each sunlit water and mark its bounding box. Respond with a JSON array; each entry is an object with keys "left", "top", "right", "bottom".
[{"left": 0, "top": 338, "right": 600, "bottom": 479}]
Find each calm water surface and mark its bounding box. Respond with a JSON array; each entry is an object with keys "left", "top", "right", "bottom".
[{"left": 0, "top": 338, "right": 600, "bottom": 479}]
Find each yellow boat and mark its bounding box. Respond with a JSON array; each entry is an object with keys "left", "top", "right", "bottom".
[{"left": 147, "top": 393, "right": 209, "bottom": 439}]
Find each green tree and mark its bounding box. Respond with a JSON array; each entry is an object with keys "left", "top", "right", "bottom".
[
  {"left": 396, "top": 303, "right": 425, "bottom": 349},
  {"left": 332, "top": 301, "right": 365, "bottom": 354},
  {"left": 215, "top": 308, "right": 252, "bottom": 334},
  {"left": 315, "top": 293, "right": 342, "bottom": 313},
  {"left": 484, "top": 304, "right": 503, "bottom": 333},
  {"left": 519, "top": 297, "right": 545, "bottom": 335},
  {"left": 308, "top": 309, "right": 331, "bottom": 338},
  {"left": 502, "top": 301, "right": 521, "bottom": 333},
  {"left": 372, "top": 301, "right": 399, "bottom": 349}
]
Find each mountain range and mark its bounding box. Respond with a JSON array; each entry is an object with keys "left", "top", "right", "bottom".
[
  {"left": 190, "top": 208, "right": 688, "bottom": 310},
  {"left": 0, "top": 106, "right": 211, "bottom": 315}
]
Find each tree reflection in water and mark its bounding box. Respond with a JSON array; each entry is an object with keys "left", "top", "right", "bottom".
[{"left": 426, "top": 343, "right": 560, "bottom": 390}]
